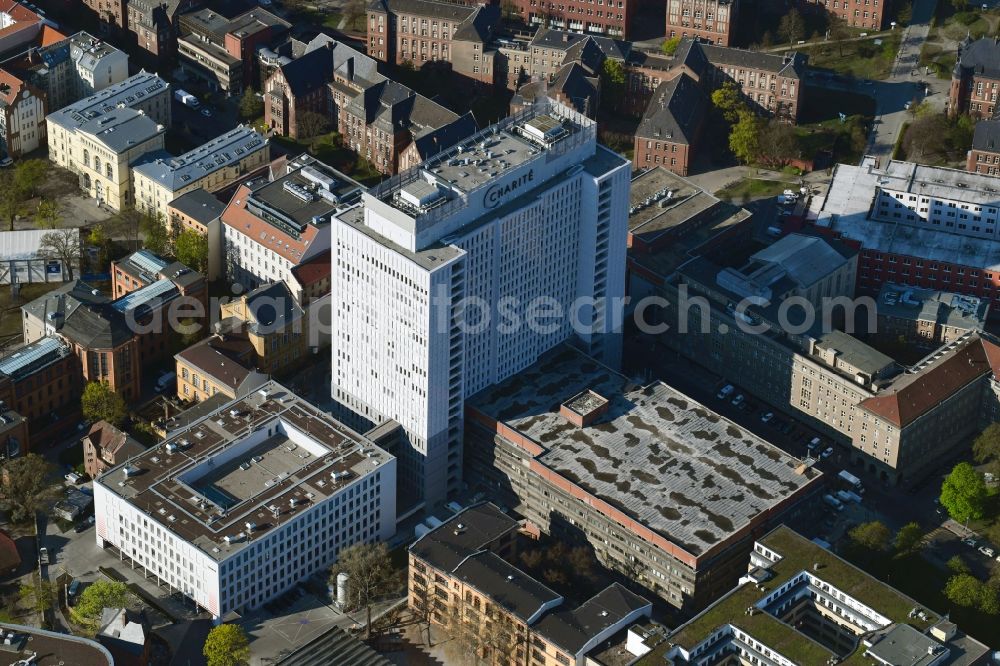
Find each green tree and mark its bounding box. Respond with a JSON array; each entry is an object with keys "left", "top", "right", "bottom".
[
  {"left": 81, "top": 381, "right": 127, "bottom": 427},
  {"left": 729, "top": 110, "right": 762, "bottom": 165},
  {"left": 38, "top": 228, "right": 80, "bottom": 280},
  {"left": 849, "top": 520, "right": 892, "bottom": 552},
  {"left": 894, "top": 522, "right": 924, "bottom": 554},
  {"left": 18, "top": 576, "right": 55, "bottom": 613},
  {"left": 329, "top": 541, "right": 399, "bottom": 636},
  {"left": 600, "top": 59, "right": 626, "bottom": 113},
  {"left": 980, "top": 581, "right": 1000, "bottom": 615},
  {"left": 175, "top": 229, "right": 209, "bottom": 274},
  {"left": 203, "top": 623, "right": 250, "bottom": 666},
  {"left": 36, "top": 199, "right": 60, "bottom": 229},
  {"left": 87, "top": 223, "right": 113, "bottom": 272},
  {"left": 947, "top": 554, "right": 971, "bottom": 575},
  {"left": 0, "top": 170, "right": 28, "bottom": 231},
  {"left": 778, "top": 8, "right": 805, "bottom": 44},
  {"left": 711, "top": 81, "right": 746, "bottom": 122},
  {"left": 661, "top": 36, "right": 681, "bottom": 55},
  {"left": 73, "top": 580, "right": 129, "bottom": 620},
  {"left": 940, "top": 462, "right": 989, "bottom": 523},
  {"left": 0, "top": 454, "right": 58, "bottom": 523},
  {"left": 973, "top": 422, "right": 1000, "bottom": 476},
  {"left": 945, "top": 573, "right": 982, "bottom": 608},
  {"left": 13, "top": 159, "right": 48, "bottom": 198},
  {"left": 141, "top": 213, "right": 169, "bottom": 255},
  {"left": 952, "top": 0, "right": 969, "bottom": 11},
  {"left": 238, "top": 87, "right": 264, "bottom": 121}
]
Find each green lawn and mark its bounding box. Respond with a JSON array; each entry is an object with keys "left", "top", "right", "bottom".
[
  {"left": 715, "top": 177, "right": 789, "bottom": 202},
  {"left": 797, "top": 33, "right": 902, "bottom": 80},
  {"left": 272, "top": 133, "right": 385, "bottom": 187}
]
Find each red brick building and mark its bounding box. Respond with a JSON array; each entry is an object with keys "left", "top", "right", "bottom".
[
  {"left": 700, "top": 44, "right": 806, "bottom": 122},
  {"left": 805, "top": 0, "right": 886, "bottom": 29},
  {"left": 127, "top": 0, "right": 201, "bottom": 61},
  {"left": 666, "top": 0, "right": 737, "bottom": 45},
  {"left": 82, "top": 420, "right": 144, "bottom": 478},
  {"left": 967, "top": 118, "right": 1000, "bottom": 175},
  {"left": 508, "top": 0, "right": 636, "bottom": 38},
  {"left": 367, "top": 0, "right": 500, "bottom": 85},
  {"left": 949, "top": 36, "right": 1000, "bottom": 119},
  {"left": 633, "top": 73, "right": 705, "bottom": 176},
  {"left": 82, "top": 0, "right": 127, "bottom": 31}
]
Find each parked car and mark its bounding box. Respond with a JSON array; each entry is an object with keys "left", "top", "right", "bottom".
[
  {"left": 962, "top": 537, "right": 978, "bottom": 548},
  {"left": 64, "top": 472, "right": 82, "bottom": 485},
  {"left": 717, "top": 384, "right": 735, "bottom": 400},
  {"left": 68, "top": 580, "right": 80, "bottom": 603},
  {"left": 821, "top": 446, "right": 834, "bottom": 459},
  {"left": 200, "top": 107, "right": 213, "bottom": 117},
  {"left": 980, "top": 545, "right": 996, "bottom": 558},
  {"left": 731, "top": 394, "right": 745, "bottom": 407},
  {"left": 38, "top": 547, "right": 48, "bottom": 565},
  {"left": 0, "top": 156, "right": 12, "bottom": 168},
  {"left": 760, "top": 412, "right": 774, "bottom": 423}
]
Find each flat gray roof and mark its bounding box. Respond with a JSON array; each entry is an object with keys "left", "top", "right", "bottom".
[
  {"left": 97, "top": 381, "right": 392, "bottom": 562},
  {"left": 469, "top": 346, "right": 821, "bottom": 558},
  {"left": 877, "top": 283, "right": 988, "bottom": 332},
  {"left": 77, "top": 107, "right": 163, "bottom": 153},
  {"left": 814, "top": 330, "right": 895, "bottom": 375}
]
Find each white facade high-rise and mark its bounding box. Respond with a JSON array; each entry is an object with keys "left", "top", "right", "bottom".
[{"left": 330, "top": 98, "right": 630, "bottom": 506}]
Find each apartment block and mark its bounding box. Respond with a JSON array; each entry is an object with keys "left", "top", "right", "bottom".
[
  {"left": 466, "top": 345, "right": 823, "bottom": 612},
  {"left": 178, "top": 8, "right": 289, "bottom": 93},
  {"left": 633, "top": 73, "right": 705, "bottom": 176},
  {"left": 639, "top": 526, "right": 989, "bottom": 665},
  {"left": 93, "top": 382, "right": 396, "bottom": 619},
  {"left": 875, "top": 283, "right": 988, "bottom": 348},
  {"left": 3, "top": 31, "right": 128, "bottom": 114},
  {"left": 46, "top": 72, "right": 171, "bottom": 210},
  {"left": 132, "top": 126, "right": 270, "bottom": 221},
  {"left": 82, "top": 0, "right": 127, "bottom": 31},
  {"left": 367, "top": 0, "right": 500, "bottom": 84},
  {"left": 0, "top": 335, "right": 80, "bottom": 451},
  {"left": 666, "top": 0, "right": 737, "bottom": 44},
  {"left": 221, "top": 154, "right": 362, "bottom": 303},
  {"left": 817, "top": 157, "right": 1000, "bottom": 304},
  {"left": 0, "top": 69, "right": 43, "bottom": 156},
  {"left": 82, "top": 420, "right": 145, "bottom": 478},
  {"left": 330, "top": 100, "right": 630, "bottom": 507},
  {"left": 409, "top": 504, "right": 652, "bottom": 666}
]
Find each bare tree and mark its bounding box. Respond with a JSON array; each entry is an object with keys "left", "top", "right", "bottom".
[
  {"left": 328, "top": 542, "right": 400, "bottom": 636},
  {"left": 444, "top": 606, "right": 522, "bottom": 666},
  {"left": 296, "top": 111, "right": 331, "bottom": 141},
  {"left": 38, "top": 228, "right": 81, "bottom": 281}
]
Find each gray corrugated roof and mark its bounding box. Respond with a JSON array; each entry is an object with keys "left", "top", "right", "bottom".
[
  {"left": 750, "top": 233, "right": 852, "bottom": 289},
  {"left": 635, "top": 73, "right": 705, "bottom": 145}
]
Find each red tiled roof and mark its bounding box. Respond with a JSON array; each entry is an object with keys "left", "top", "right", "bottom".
[
  {"left": 859, "top": 336, "right": 1000, "bottom": 427},
  {"left": 291, "top": 250, "right": 329, "bottom": 288},
  {"left": 0, "top": 69, "right": 25, "bottom": 106},
  {"left": 0, "top": 0, "right": 40, "bottom": 40},
  {"left": 39, "top": 24, "right": 67, "bottom": 46},
  {"left": 220, "top": 185, "right": 320, "bottom": 265}
]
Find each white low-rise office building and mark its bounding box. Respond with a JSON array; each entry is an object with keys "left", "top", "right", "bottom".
[
  {"left": 330, "top": 98, "right": 630, "bottom": 506},
  {"left": 93, "top": 382, "right": 396, "bottom": 619}
]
